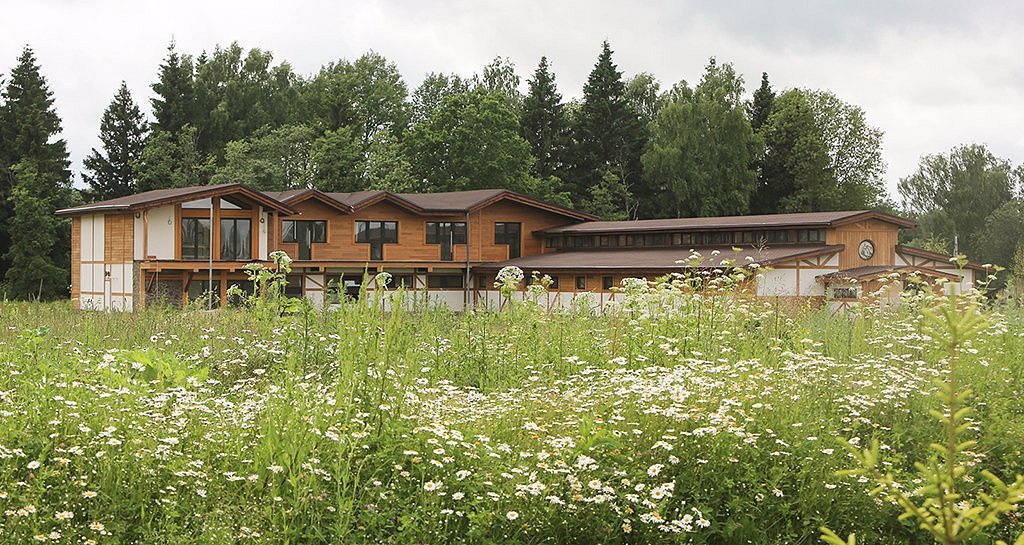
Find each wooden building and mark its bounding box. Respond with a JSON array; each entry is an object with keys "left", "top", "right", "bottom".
[{"left": 58, "top": 185, "right": 983, "bottom": 312}]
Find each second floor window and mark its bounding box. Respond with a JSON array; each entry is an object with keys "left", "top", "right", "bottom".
[
  {"left": 426, "top": 222, "right": 467, "bottom": 261},
  {"left": 220, "top": 218, "right": 251, "bottom": 261},
  {"left": 494, "top": 222, "right": 521, "bottom": 259},
  {"left": 181, "top": 218, "right": 211, "bottom": 260},
  {"left": 356, "top": 220, "right": 398, "bottom": 261}
]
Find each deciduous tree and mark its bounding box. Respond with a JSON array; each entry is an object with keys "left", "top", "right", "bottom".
[{"left": 642, "top": 59, "right": 759, "bottom": 218}]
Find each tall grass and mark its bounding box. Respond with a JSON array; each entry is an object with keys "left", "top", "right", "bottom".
[{"left": 0, "top": 284, "right": 1022, "bottom": 544}]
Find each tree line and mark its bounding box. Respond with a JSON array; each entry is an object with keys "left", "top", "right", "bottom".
[{"left": 0, "top": 40, "right": 1022, "bottom": 299}]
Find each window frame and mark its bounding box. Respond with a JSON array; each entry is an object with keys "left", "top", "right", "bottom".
[
  {"left": 219, "top": 217, "right": 252, "bottom": 261},
  {"left": 494, "top": 222, "right": 522, "bottom": 258},
  {"left": 355, "top": 220, "right": 398, "bottom": 261},
  {"left": 181, "top": 217, "right": 212, "bottom": 260}
]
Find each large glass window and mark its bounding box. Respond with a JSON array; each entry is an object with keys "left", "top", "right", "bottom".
[
  {"left": 283, "top": 220, "right": 327, "bottom": 260},
  {"left": 219, "top": 218, "right": 252, "bottom": 261},
  {"left": 426, "top": 222, "right": 467, "bottom": 261},
  {"left": 356, "top": 221, "right": 398, "bottom": 261},
  {"left": 494, "top": 222, "right": 522, "bottom": 259},
  {"left": 181, "top": 218, "right": 211, "bottom": 260}
]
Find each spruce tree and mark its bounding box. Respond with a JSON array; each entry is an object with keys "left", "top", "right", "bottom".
[
  {"left": 0, "top": 46, "right": 73, "bottom": 297},
  {"left": 83, "top": 82, "right": 147, "bottom": 201},
  {"left": 520, "top": 57, "right": 566, "bottom": 181},
  {"left": 151, "top": 41, "right": 195, "bottom": 133},
  {"left": 569, "top": 41, "right": 645, "bottom": 218},
  {"left": 749, "top": 72, "right": 775, "bottom": 132}
]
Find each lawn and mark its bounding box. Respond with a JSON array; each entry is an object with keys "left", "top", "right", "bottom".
[{"left": 1, "top": 280, "right": 1022, "bottom": 544}]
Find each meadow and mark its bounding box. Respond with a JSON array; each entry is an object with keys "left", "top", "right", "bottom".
[{"left": 1, "top": 272, "right": 1023, "bottom": 544}]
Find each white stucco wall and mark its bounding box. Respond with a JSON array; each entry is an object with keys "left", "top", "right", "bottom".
[
  {"left": 133, "top": 214, "right": 144, "bottom": 259},
  {"left": 798, "top": 268, "right": 833, "bottom": 296},
  {"left": 147, "top": 205, "right": 175, "bottom": 259},
  {"left": 258, "top": 209, "right": 269, "bottom": 260},
  {"left": 756, "top": 269, "right": 798, "bottom": 296}
]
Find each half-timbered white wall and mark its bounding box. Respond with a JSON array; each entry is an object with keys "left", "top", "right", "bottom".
[{"left": 147, "top": 205, "right": 175, "bottom": 259}]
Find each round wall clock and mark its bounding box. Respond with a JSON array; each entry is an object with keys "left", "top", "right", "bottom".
[{"left": 858, "top": 239, "right": 875, "bottom": 260}]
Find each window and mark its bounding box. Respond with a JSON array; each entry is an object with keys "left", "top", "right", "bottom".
[
  {"left": 389, "top": 274, "right": 416, "bottom": 289},
  {"left": 181, "top": 218, "right": 211, "bottom": 260},
  {"left": 766, "top": 230, "right": 791, "bottom": 243},
  {"left": 545, "top": 237, "right": 560, "bottom": 249},
  {"left": 831, "top": 286, "right": 858, "bottom": 300},
  {"left": 494, "top": 222, "right": 522, "bottom": 258},
  {"left": 598, "top": 235, "right": 618, "bottom": 248},
  {"left": 426, "top": 222, "right": 467, "bottom": 261},
  {"left": 798, "top": 229, "right": 825, "bottom": 243},
  {"left": 602, "top": 276, "right": 614, "bottom": 290},
  {"left": 426, "top": 222, "right": 467, "bottom": 244},
  {"left": 626, "top": 234, "right": 644, "bottom": 247},
  {"left": 219, "top": 218, "right": 251, "bottom": 261},
  {"left": 284, "top": 275, "right": 304, "bottom": 298},
  {"left": 282, "top": 220, "right": 326, "bottom": 243},
  {"left": 356, "top": 221, "right": 398, "bottom": 261},
  {"left": 644, "top": 233, "right": 668, "bottom": 247},
  {"left": 703, "top": 231, "right": 734, "bottom": 245},
  {"left": 477, "top": 275, "right": 491, "bottom": 289},
  {"left": 427, "top": 275, "right": 464, "bottom": 289},
  {"left": 575, "top": 276, "right": 587, "bottom": 290}
]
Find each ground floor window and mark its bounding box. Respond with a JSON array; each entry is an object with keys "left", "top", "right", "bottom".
[
  {"left": 602, "top": 276, "right": 614, "bottom": 290},
  {"left": 428, "top": 275, "right": 464, "bottom": 289},
  {"left": 831, "top": 286, "right": 858, "bottom": 299},
  {"left": 575, "top": 276, "right": 587, "bottom": 290}
]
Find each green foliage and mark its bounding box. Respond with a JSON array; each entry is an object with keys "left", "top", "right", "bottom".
[
  {"left": 521, "top": 57, "right": 567, "bottom": 181},
  {"left": 0, "top": 46, "right": 73, "bottom": 292},
  {"left": 301, "top": 52, "right": 410, "bottom": 144},
  {"left": 473, "top": 56, "right": 522, "bottom": 104},
  {"left": 150, "top": 41, "right": 196, "bottom": 133},
  {"left": 82, "top": 82, "right": 148, "bottom": 201},
  {"left": 410, "top": 72, "right": 468, "bottom": 126},
  {"left": 822, "top": 294, "right": 1024, "bottom": 545},
  {"left": 213, "top": 124, "right": 318, "bottom": 190},
  {"left": 409, "top": 88, "right": 533, "bottom": 193},
  {"left": 899, "top": 144, "right": 1019, "bottom": 267},
  {"left": 191, "top": 42, "right": 299, "bottom": 159},
  {"left": 136, "top": 125, "right": 216, "bottom": 191},
  {"left": 3, "top": 161, "right": 69, "bottom": 299},
  {"left": 749, "top": 72, "right": 775, "bottom": 132},
  {"left": 756, "top": 89, "right": 885, "bottom": 213},
  {"left": 568, "top": 41, "right": 645, "bottom": 217},
  {"left": 641, "top": 58, "right": 760, "bottom": 218}
]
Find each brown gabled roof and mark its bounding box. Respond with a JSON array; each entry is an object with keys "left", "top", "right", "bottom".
[
  {"left": 473, "top": 244, "right": 844, "bottom": 272},
  {"left": 817, "top": 265, "right": 962, "bottom": 283},
  {"left": 896, "top": 245, "right": 989, "bottom": 272},
  {"left": 395, "top": 189, "right": 597, "bottom": 220},
  {"left": 542, "top": 210, "right": 915, "bottom": 235},
  {"left": 57, "top": 184, "right": 297, "bottom": 216},
  {"left": 265, "top": 189, "right": 353, "bottom": 214}
]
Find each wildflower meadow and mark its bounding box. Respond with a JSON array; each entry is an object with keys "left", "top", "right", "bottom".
[{"left": 1, "top": 269, "right": 1023, "bottom": 544}]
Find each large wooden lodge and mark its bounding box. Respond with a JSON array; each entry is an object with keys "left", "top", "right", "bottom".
[{"left": 57, "top": 184, "right": 984, "bottom": 312}]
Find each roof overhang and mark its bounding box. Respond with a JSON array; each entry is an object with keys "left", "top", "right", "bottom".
[
  {"left": 896, "top": 245, "right": 989, "bottom": 272},
  {"left": 277, "top": 189, "right": 354, "bottom": 214},
  {"left": 57, "top": 184, "right": 298, "bottom": 216}
]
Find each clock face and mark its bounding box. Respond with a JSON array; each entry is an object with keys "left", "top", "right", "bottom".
[{"left": 858, "top": 239, "right": 875, "bottom": 260}]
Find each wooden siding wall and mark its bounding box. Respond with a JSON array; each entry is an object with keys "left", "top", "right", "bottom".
[
  {"left": 71, "top": 217, "right": 81, "bottom": 309},
  {"left": 826, "top": 219, "right": 900, "bottom": 269},
  {"left": 104, "top": 214, "right": 135, "bottom": 263},
  {"left": 272, "top": 198, "right": 578, "bottom": 264}
]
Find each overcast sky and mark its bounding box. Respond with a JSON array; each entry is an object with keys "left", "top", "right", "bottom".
[{"left": 3, "top": 0, "right": 1023, "bottom": 199}]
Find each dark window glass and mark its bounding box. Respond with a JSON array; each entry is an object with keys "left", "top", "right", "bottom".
[
  {"left": 798, "top": 229, "right": 825, "bottom": 243},
  {"left": 312, "top": 221, "right": 327, "bottom": 243},
  {"left": 703, "top": 231, "right": 734, "bottom": 245},
  {"left": 284, "top": 275, "right": 303, "bottom": 298},
  {"left": 477, "top": 275, "right": 490, "bottom": 289},
  {"left": 545, "top": 237, "right": 558, "bottom": 249},
  {"left": 575, "top": 276, "right": 587, "bottom": 290},
  {"left": 427, "top": 275, "right": 464, "bottom": 289},
  {"left": 181, "top": 218, "right": 211, "bottom": 260},
  {"left": 832, "top": 287, "right": 858, "bottom": 299},
  {"left": 766, "top": 230, "right": 791, "bottom": 243},
  {"left": 495, "top": 222, "right": 522, "bottom": 258},
  {"left": 356, "top": 220, "right": 398, "bottom": 260},
  {"left": 602, "top": 276, "right": 614, "bottom": 290},
  {"left": 426, "top": 222, "right": 467, "bottom": 244},
  {"left": 626, "top": 234, "right": 643, "bottom": 247},
  {"left": 549, "top": 275, "right": 559, "bottom": 289},
  {"left": 644, "top": 233, "right": 668, "bottom": 246},
  {"left": 220, "top": 218, "right": 251, "bottom": 261},
  {"left": 282, "top": 220, "right": 297, "bottom": 243}
]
